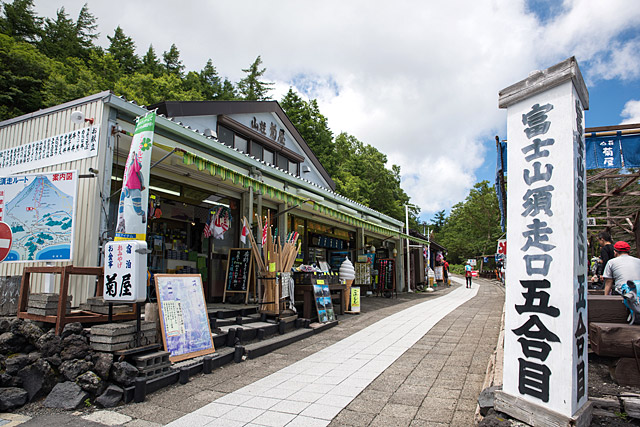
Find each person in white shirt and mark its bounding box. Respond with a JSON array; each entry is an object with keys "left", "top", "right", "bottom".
[{"left": 603, "top": 241, "right": 640, "bottom": 295}]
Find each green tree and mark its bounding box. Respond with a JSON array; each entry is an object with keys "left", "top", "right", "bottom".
[
  {"left": 218, "top": 78, "right": 237, "bottom": 100},
  {"left": 107, "top": 26, "right": 139, "bottom": 74},
  {"left": 198, "top": 59, "right": 222, "bottom": 99},
  {"left": 432, "top": 210, "right": 446, "bottom": 233},
  {"left": 74, "top": 3, "right": 98, "bottom": 57},
  {"left": 237, "top": 55, "right": 273, "bottom": 100},
  {"left": 162, "top": 43, "right": 183, "bottom": 76},
  {"left": 140, "top": 44, "right": 162, "bottom": 77},
  {"left": 38, "top": 4, "right": 97, "bottom": 61},
  {"left": 114, "top": 72, "right": 203, "bottom": 106},
  {"left": 43, "top": 56, "right": 101, "bottom": 106},
  {"left": 436, "top": 181, "right": 501, "bottom": 263},
  {"left": 38, "top": 7, "right": 75, "bottom": 60},
  {"left": 0, "top": 33, "right": 50, "bottom": 119},
  {"left": 87, "top": 49, "right": 121, "bottom": 89},
  {"left": 0, "top": 0, "right": 42, "bottom": 43}
]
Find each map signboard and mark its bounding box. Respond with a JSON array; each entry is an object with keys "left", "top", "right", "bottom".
[
  {"left": 0, "top": 171, "right": 78, "bottom": 262},
  {"left": 155, "top": 274, "right": 215, "bottom": 362}
]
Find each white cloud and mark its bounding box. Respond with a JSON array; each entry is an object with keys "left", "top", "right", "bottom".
[
  {"left": 32, "top": 0, "right": 640, "bottom": 220},
  {"left": 620, "top": 100, "right": 640, "bottom": 124}
]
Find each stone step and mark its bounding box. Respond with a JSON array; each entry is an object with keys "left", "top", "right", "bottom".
[
  {"left": 91, "top": 321, "right": 154, "bottom": 337},
  {"left": 244, "top": 328, "right": 315, "bottom": 359},
  {"left": 90, "top": 330, "right": 156, "bottom": 345}
]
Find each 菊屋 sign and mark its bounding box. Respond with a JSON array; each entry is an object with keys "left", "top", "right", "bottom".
[{"left": 104, "top": 240, "right": 147, "bottom": 303}]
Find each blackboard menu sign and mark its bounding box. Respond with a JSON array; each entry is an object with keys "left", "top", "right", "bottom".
[
  {"left": 223, "top": 248, "right": 253, "bottom": 303},
  {"left": 377, "top": 258, "right": 396, "bottom": 296}
]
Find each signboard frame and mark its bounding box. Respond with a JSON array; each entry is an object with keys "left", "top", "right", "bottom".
[
  {"left": 154, "top": 274, "right": 215, "bottom": 362},
  {"left": 313, "top": 280, "right": 336, "bottom": 323},
  {"left": 222, "top": 248, "right": 254, "bottom": 304},
  {"left": 0, "top": 170, "right": 78, "bottom": 262}
]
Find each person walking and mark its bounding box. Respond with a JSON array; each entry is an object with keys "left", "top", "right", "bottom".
[
  {"left": 465, "top": 261, "right": 473, "bottom": 288},
  {"left": 443, "top": 258, "right": 449, "bottom": 286}
]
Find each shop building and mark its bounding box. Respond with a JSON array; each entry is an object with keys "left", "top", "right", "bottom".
[{"left": 0, "top": 92, "right": 426, "bottom": 304}]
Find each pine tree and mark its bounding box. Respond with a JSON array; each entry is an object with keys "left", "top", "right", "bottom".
[
  {"left": 162, "top": 44, "right": 184, "bottom": 76},
  {"left": 237, "top": 55, "right": 273, "bottom": 101},
  {"left": 199, "top": 59, "right": 221, "bottom": 99},
  {"left": 140, "top": 45, "right": 162, "bottom": 77},
  {"left": 0, "top": 0, "right": 42, "bottom": 43},
  {"left": 107, "top": 26, "right": 139, "bottom": 74},
  {"left": 74, "top": 3, "right": 98, "bottom": 57}
]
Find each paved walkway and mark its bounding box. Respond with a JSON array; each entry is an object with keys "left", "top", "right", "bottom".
[{"left": 110, "top": 276, "right": 504, "bottom": 426}]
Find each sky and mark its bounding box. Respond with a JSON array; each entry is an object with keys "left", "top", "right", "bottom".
[{"left": 33, "top": 0, "right": 640, "bottom": 222}]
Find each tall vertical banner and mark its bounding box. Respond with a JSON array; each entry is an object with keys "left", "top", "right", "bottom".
[
  {"left": 115, "top": 112, "right": 156, "bottom": 241},
  {"left": 495, "top": 57, "right": 592, "bottom": 425}
]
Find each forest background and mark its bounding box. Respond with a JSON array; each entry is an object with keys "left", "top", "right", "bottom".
[{"left": 0, "top": 0, "right": 502, "bottom": 264}]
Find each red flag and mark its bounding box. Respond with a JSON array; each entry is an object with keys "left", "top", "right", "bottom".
[
  {"left": 261, "top": 222, "right": 268, "bottom": 246},
  {"left": 241, "top": 220, "right": 249, "bottom": 244}
]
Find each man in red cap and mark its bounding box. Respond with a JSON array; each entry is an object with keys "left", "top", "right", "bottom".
[{"left": 603, "top": 241, "right": 640, "bottom": 295}]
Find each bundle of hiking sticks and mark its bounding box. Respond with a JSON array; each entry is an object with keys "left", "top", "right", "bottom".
[{"left": 242, "top": 214, "right": 300, "bottom": 314}]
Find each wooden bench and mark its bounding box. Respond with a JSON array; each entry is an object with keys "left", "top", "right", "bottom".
[{"left": 588, "top": 294, "right": 629, "bottom": 324}]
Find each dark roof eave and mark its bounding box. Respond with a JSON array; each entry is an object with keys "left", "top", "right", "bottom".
[{"left": 150, "top": 100, "right": 335, "bottom": 190}]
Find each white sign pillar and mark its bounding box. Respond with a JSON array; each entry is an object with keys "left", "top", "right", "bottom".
[{"left": 495, "top": 57, "right": 592, "bottom": 426}]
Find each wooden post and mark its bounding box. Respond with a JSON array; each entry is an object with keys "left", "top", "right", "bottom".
[{"left": 495, "top": 57, "right": 592, "bottom": 425}]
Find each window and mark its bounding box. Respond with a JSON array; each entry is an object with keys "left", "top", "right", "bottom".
[
  {"left": 234, "top": 135, "right": 248, "bottom": 152},
  {"left": 217, "top": 125, "right": 233, "bottom": 147},
  {"left": 263, "top": 149, "right": 274, "bottom": 165},
  {"left": 251, "top": 141, "right": 263, "bottom": 161},
  {"left": 277, "top": 153, "right": 288, "bottom": 172},
  {"left": 288, "top": 160, "right": 299, "bottom": 176}
]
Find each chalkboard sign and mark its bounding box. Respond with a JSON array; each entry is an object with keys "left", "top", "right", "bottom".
[
  {"left": 377, "top": 258, "right": 396, "bottom": 297},
  {"left": 155, "top": 274, "right": 215, "bottom": 362},
  {"left": 223, "top": 248, "right": 253, "bottom": 303}
]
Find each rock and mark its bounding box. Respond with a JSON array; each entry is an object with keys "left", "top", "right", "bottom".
[
  {"left": 0, "top": 372, "right": 21, "bottom": 387},
  {"left": 93, "top": 352, "right": 112, "bottom": 380},
  {"left": 60, "top": 334, "right": 90, "bottom": 361},
  {"left": 0, "top": 331, "right": 27, "bottom": 354},
  {"left": 45, "top": 354, "right": 62, "bottom": 367},
  {"left": 478, "top": 409, "right": 514, "bottom": 426},
  {"left": 61, "top": 322, "right": 83, "bottom": 339},
  {"left": 0, "top": 387, "right": 28, "bottom": 411},
  {"left": 43, "top": 381, "right": 89, "bottom": 410},
  {"left": 478, "top": 385, "right": 502, "bottom": 417},
  {"left": 59, "top": 359, "right": 93, "bottom": 381},
  {"left": 8, "top": 319, "right": 23, "bottom": 335},
  {"left": 110, "top": 361, "right": 138, "bottom": 386},
  {"left": 5, "top": 353, "right": 30, "bottom": 375},
  {"left": 17, "top": 358, "right": 56, "bottom": 401},
  {"left": 17, "top": 321, "right": 44, "bottom": 345},
  {"left": 76, "top": 371, "right": 104, "bottom": 395},
  {"left": 95, "top": 384, "right": 123, "bottom": 408},
  {"left": 36, "top": 330, "right": 61, "bottom": 357},
  {"left": 0, "top": 317, "right": 13, "bottom": 333}
]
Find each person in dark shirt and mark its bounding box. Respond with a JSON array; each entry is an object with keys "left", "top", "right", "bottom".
[{"left": 592, "top": 231, "right": 615, "bottom": 286}]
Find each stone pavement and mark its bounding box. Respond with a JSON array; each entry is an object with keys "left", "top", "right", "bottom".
[{"left": 110, "top": 276, "right": 504, "bottom": 426}]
